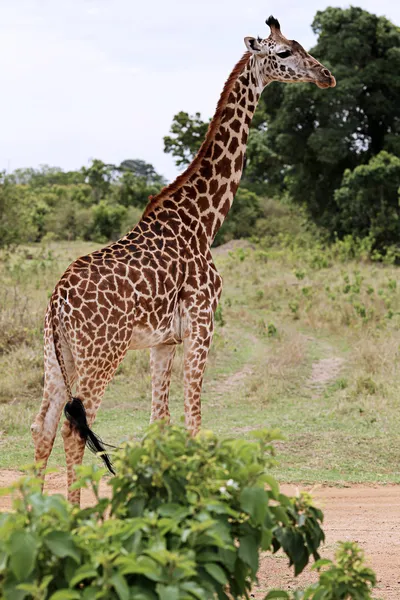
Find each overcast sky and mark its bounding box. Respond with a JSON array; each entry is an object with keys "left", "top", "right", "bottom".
[{"left": 1, "top": 0, "right": 399, "bottom": 181}]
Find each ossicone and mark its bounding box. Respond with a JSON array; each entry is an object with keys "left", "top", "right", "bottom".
[{"left": 266, "top": 15, "right": 281, "bottom": 31}]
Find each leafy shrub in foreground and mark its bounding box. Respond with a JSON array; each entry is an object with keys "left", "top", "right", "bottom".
[
  {"left": 266, "top": 542, "right": 376, "bottom": 599},
  {"left": 0, "top": 424, "right": 376, "bottom": 599}
]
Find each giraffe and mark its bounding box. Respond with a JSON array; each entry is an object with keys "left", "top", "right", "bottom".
[{"left": 31, "top": 16, "right": 335, "bottom": 503}]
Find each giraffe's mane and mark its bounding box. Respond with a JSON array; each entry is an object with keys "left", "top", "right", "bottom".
[{"left": 143, "top": 51, "right": 251, "bottom": 217}]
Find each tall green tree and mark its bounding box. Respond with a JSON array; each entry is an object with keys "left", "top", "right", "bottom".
[
  {"left": 115, "top": 171, "right": 165, "bottom": 208},
  {"left": 254, "top": 6, "right": 400, "bottom": 234},
  {"left": 163, "top": 111, "right": 209, "bottom": 167},
  {"left": 119, "top": 159, "right": 166, "bottom": 185},
  {"left": 81, "top": 159, "right": 115, "bottom": 203}
]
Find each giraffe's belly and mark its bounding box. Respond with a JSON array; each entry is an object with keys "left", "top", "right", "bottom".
[{"left": 128, "top": 310, "right": 184, "bottom": 350}]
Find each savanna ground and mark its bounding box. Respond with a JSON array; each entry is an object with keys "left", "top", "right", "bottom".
[{"left": 1, "top": 231, "right": 400, "bottom": 597}]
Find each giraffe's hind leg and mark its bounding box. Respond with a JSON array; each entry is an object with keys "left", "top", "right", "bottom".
[
  {"left": 62, "top": 380, "right": 116, "bottom": 504},
  {"left": 61, "top": 351, "right": 129, "bottom": 504},
  {"left": 31, "top": 320, "right": 76, "bottom": 477}
]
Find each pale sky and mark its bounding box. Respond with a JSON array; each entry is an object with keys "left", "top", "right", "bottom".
[{"left": 1, "top": 0, "right": 399, "bottom": 181}]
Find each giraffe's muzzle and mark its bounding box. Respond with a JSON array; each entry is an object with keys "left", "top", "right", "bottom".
[{"left": 315, "top": 68, "right": 336, "bottom": 89}]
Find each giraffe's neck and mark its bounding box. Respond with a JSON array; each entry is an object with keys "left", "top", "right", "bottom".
[{"left": 144, "top": 54, "right": 269, "bottom": 247}]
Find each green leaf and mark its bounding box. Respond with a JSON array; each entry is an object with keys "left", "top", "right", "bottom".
[
  {"left": 3, "top": 577, "right": 30, "bottom": 600},
  {"left": 111, "top": 572, "right": 129, "bottom": 600},
  {"left": 129, "top": 586, "right": 158, "bottom": 600},
  {"left": 274, "top": 528, "right": 293, "bottom": 552},
  {"left": 218, "top": 547, "right": 236, "bottom": 572},
  {"left": 312, "top": 558, "right": 332, "bottom": 570},
  {"left": 180, "top": 581, "right": 209, "bottom": 600},
  {"left": 29, "top": 493, "right": 69, "bottom": 521},
  {"left": 45, "top": 531, "right": 80, "bottom": 563},
  {"left": 156, "top": 585, "right": 180, "bottom": 600},
  {"left": 63, "top": 557, "right": 77, "bottom": 585},
  {"left": 270, "top": 506, "right": 290, "bottom": 526},
  {"left": 49, "top": 591, "right": 81, "bottom": 600},
  {"left": 116, "top": 555, "right": 163, "bottom": 581},
  {"left": 9, "top": 531, "right": 38, "bottom": 580},
  {"left": 264, "top": 592, "right": 290, "bottom": 599},
  {"left": 240, "top": 487, "right": 268, "bottom": 525},
  {"left": 203, "top": 563, "right": 228, "bottom": 585},
  {"left": 0, "top": 549, "right": 8, "bottom": 571},
  {"left": 204, "top": 500, "right": 238, "bottom": 517},
  {"left": 261, "top": 474, "right": 280, "bottom": 498},
  {"left": 45, "top": 495, "right": 71, "bottom": 520},
  {"left": 261, "top": 528, "right": 273, "bottom": 550},
  {"left": 69, "top": 564, "right": 97, "bottom": 587},
  {"left": 82, "top": 589, "right": 98, "bottom": 600},
  {"left": 196, "top": 551, "right": 221, "bottom": 563},
  {"left": 238, "top": 535, "right": 259, "bottom": 573},
  {"left": 38, "top": 574, "right": 53, "bottom": 592},
  {"left": 158, "top": 503, "right": 190, "bottom": 520}
]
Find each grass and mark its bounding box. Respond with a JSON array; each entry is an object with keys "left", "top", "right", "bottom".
[{"left": 0, "top": 237, "right": 400, "bottom": 484}]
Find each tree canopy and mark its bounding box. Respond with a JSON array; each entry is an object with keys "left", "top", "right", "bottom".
[
  {"left": 257, "top": 6, "right": 400, "bottom": 233},
  {"left": 163, "top": 111, "right": 209, "bottom": 167}
]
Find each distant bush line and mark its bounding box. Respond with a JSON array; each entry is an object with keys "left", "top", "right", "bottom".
[{"left": 0, "top": 159, "right": 268, "bottom": 249}]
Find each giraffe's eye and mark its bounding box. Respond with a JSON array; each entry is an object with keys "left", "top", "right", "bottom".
[{"left": 277, "top": 50, "right": 291, "bottom": 59}]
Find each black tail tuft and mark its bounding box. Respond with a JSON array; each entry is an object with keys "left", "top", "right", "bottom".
[{"left": 64, "top": 398, "right": 115, "bottom": 475}]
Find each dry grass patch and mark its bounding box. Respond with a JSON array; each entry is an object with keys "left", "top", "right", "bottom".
[
  {"left": 1, "top": 240, "right": 400, "bottom": 483},
  {"left": 245, "top": 330, "right": 308, "bottom": 403},
  {"left": 0, "top": 342, "right": 44, "bottom": 403}
]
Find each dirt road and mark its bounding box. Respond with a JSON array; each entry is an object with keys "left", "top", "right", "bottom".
[
  {"left": 257, "top": 484, "right": 400, "bottom": 599},
  {"left": 1, "top": 472, "right": 399, "bottom": 598}
]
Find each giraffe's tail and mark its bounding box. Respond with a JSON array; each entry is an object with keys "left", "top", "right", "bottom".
[
  {"left": 64, "top": 398, "right": 116, "bottom": 475},
  {"left": 50, "top": 294, "right": 115, "bottom": 475}
]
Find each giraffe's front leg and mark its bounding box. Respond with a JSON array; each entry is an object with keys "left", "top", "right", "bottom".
[
  {"left": 182, "top": 315, "right": 214, "bottom": 436},
  {"left": 149, "top": 344, "right": 177, "bottom": 423}
]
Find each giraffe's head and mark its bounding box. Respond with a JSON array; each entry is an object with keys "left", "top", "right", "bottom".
[{"left": 244, "top": 16, "right": 336, "bottom": 90}]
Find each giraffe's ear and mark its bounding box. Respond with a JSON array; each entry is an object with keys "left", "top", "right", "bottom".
[{"left": 244, "top": 36, "right": 263, "bottom": 54}]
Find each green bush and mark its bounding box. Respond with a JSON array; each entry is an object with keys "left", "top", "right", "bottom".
[
  {"left": 268, "top": 542, "right": 376, "bottom": 599},
  {"left": 334, "top": 151, "right": 400, "bottom": 252},
  {"left": 0, "top": 175, "right": 38, "bottom": 246},
  {"left": 214, "top": 188, "right": 263, "bottom": 246},
  {"left": 0, "top": 161, "right": 165, "bottom": 246},
  {"left": 90, "top": 201, "right": 127, "bottom": 242},
  {"left": 0, "top": 424, "right": 376, "bottom": 599}
]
